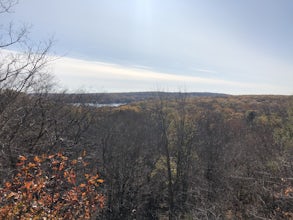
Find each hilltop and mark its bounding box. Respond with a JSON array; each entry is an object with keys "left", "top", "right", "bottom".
[{"left": 47, "top": 91, "right": 229, "bottom": 104}]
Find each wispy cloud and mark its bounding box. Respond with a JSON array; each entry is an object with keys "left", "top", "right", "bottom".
[
  {"left": 194, "top": 68, "right": 218, "bottom": 74},
  {"left": 1, "top": 49, "right": 291, "bottom": 94},
  {"left": 52, "top": 56, "right": 290, "bottom": 94}
]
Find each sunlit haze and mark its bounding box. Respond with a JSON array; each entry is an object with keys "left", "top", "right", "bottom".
[{"left": 1, "top": 0, "right": 293, "bottom": 94}]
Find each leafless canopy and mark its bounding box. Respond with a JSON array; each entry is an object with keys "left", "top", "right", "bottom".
[{"left": 0, "top": 0, "right": 54, "bottom": 94}]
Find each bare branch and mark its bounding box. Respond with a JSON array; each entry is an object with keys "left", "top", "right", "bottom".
[
  {"left": 0, "top": 23, "right": 28, "bottom": 48},
  {"left": 0, "top": 0, "right": 19, "bottom": 14}
]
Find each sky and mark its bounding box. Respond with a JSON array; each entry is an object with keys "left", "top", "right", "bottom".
[{"left": 1, "top": 0, "right": 293, "bottom": 94}]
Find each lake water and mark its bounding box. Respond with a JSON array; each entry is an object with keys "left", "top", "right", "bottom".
[{"left": 72, "top": 103, "right": 126, "bottom": 108}]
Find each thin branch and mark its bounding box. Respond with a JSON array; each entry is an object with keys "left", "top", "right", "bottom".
[{"left": 0, "top": 0, "right": 19, "bottom": 14}]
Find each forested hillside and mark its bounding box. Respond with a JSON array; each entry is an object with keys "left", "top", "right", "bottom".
[
  {"left": 1, "top": 88, "right": 292, "bottom": 219},
  {"left": 47, "top": 92, "right": 228, "bottom": 105}
]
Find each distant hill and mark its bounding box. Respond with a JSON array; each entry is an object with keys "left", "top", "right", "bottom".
[{"left": 47, "top": 92, "right": 229, "bottom": 104}]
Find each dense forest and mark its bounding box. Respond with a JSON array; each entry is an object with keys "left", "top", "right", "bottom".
[
  {"left": 1, "top": 1, "right": 293, "bottom": 219},
  {"left": 0, "top": 87, "right": 292, "bottom": 219}
]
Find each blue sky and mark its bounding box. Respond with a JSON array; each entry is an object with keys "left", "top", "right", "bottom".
[{"left": 1, "top": 0, "right": 293, "bottom": 94}]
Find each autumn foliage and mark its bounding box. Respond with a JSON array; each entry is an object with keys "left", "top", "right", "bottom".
[{"left": 0, "top": 153, "right": 104, "bottom": 219}]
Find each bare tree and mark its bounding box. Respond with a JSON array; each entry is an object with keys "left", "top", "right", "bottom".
[
  {"left": 153, "top": 94, "right": 175, "bottom": 219},
  {"left": 151, "top": 92, "right": 198, "bottom": 219},
  {"left": 0, "top": 0, "right": 54, "bottom": 181}
]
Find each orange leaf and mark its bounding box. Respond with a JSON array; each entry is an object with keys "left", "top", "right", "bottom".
[
  {"left": 52, "top": 160, "right": 59, "bottom": 165},
  {"left": 5, "top": 182, "right": 11, "bottom": 188},
  {"left": 34, "top": 156, "right": 42, "bottom": 163},
  {"left": 48, "top": 154, "right": 55, "bottom": 159},
  {"left": 97, "top": 179, "right": 104, "bottom": 183},
  {"left": 285, "top": 187, "right": 293, "bottom": 196},
  {"left": 84, "top": 174, "right": 90, "bottom": 179},
  {"left": 28, "top": 162, "right": 36, "bottom": 168},
  {"left": 79, "top": 183, "right": 86, "bottom": 188},
  {"left": 59, "top": 162, "right": 65, "bottom": 171},
  {"left": 61, "top": 156, "right": 68, "bottom": 161},
  {"left": 24, "top": 181, "right": 33, "bottom": 190},
  {"left": 64, "top": 171, "right": 69, "bottom": 177},
  {"left": 19, "top": 155, "right": 27, "bottom": 161},
  {"left": 67, "top": 170, "right": 76, "bottom": 184}
]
